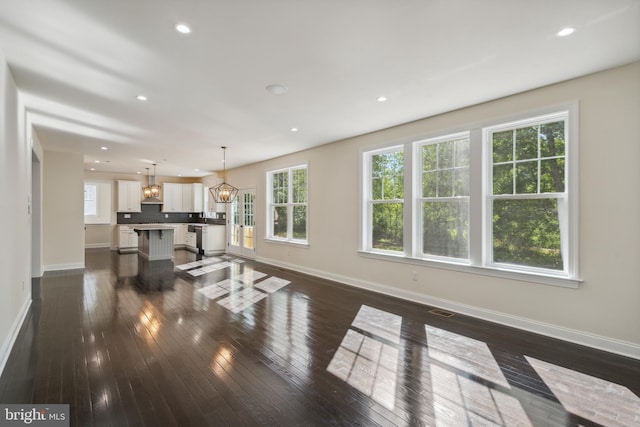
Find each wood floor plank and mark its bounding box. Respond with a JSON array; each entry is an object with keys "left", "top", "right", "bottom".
[{"left": 1, "top": 248, "right": 639, "bottom": 427}]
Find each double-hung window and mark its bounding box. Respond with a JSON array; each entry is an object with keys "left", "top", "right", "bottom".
[
  {"left": 364, "top": 146, "right": 404, "bottom": 253},
  {"left": 419, "top": 133, "right": 470, "bottom": 260},
  {"left": 486, "top": 112, "right": 569, "bottom": 274},
  {"left": 361, "top": 105, "right": 578, "bottom": 286},
  {"left": 266, "top": 165, "right": 308, "bottom": 243}
]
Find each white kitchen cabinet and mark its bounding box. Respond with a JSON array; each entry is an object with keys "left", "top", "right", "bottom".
[
  {"left": 182, "top": 183, "right": 203, "bottom": 212},
  {"left": 118, "top": 225, "right": 138, "bottom": 253},
  {"left": 173, "top": 224, "right": 187, "bottom": 246},
  {"left": 163, "top": 183, "right": 203, "bottom": 212},
  {"left": 185, "top": 230, "right": 197, "bottom": 250},
  {"left": 162, "top": 183, "right": 183, "bottom": 212},
  {"left": 117, "top": 180, "right": 141, "bottom": 212},
  {"left": 202, "top": 225, "right": 226, "bottom": 256}
]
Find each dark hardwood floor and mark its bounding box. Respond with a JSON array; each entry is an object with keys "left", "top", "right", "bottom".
[{"left": 0, "top": 248, "right": 638, "bottom": 426}]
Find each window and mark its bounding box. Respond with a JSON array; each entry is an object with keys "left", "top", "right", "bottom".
[
  {"left": 486, "top": 113, "right": 568, "bottom": 273},
  {"left": 360, "top": 106, "right": 578, "bottom": 286},
  {"left": 84, "top": 184, "right": 97, "bottom": 216},
  {"left": 419, "top": 134, "right": 470, "bottom": 259},
  {"left": 84, "top": 181, "right": 112, "bottom": 224},
  {"left": 266, "top": 165, "right": 308, "bottom": 243},
  {"left": 364, "top": 146, "right": 404, "bottom": 252}
]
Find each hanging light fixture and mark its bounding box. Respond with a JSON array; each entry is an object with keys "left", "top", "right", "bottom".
[
  {"left": 210, "top": 146, "right": 238, "bottom": 203},
  {"left": 142, "top": 164, "right": 161, "bottom": 201},
  {"left": 150, "top": 163, "right": 161, "bottom": 197},
  {"left": 143, "top": 168, "right": 152, "bottom": 198}
]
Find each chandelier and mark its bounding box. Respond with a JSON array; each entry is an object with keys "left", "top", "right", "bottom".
[
  {"left": 210, "top": 146, "right": 238, "bottom": 203},
  {"left": 143, "top": 163, "right": 161, "bottom": 198}
]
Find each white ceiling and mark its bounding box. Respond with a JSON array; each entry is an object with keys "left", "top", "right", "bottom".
[{"left": 1, "top": 0, "right": 639, "bottom": 177}]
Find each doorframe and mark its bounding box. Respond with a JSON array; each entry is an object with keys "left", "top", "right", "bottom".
[
  {"left": 227, "top": 188, "right": 256, "bottom": 259},
  {"left": 31, "top": 148, "right": 43, "bottom": 278}
]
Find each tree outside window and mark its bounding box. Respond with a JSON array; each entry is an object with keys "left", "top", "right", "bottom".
[{"left": 368, "top": 148, "right": 404, "bottom": 252}]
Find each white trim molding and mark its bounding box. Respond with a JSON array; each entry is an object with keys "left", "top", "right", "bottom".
[
  {"left": 256, "top": 255, "right": 640, "bottom": 360},
  {"left": 43, "top": 262, "right": 85, "bottom": 272},
  {"left": 0, "top": 296, "right": 31, "bottom": 377}
]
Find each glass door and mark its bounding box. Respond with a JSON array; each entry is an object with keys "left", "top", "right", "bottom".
[{"left": 228, "top": 189, "right": 256, "bottom": 258}]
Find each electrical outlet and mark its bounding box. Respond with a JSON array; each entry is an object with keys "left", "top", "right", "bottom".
[
  {"left": 21, "top": 280, "right": 25, "bottom": 291},
  {"left": 189, "top": 214, "right": 192, "bottom": 218},
  {"left": 165, "top": 214, "right": 169, "bottom": 218},
  {"left": 124, "top": 214, "right": 131, "bottom": 218},
  {"left": 412, "top": 271, "right": 418, "bottom": 281}
]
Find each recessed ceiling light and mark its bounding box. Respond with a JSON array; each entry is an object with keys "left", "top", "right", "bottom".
[
  {"left": 101, "top": 146, "right": 108, "bottom": 150},
  {"left": 90, "top": 168, "right": 95, "bottom": 171},
  {"left": 94, "top": 160, "right": 100, "bottom": 163},
  {"left": 557, "top": 27, "right": 575, "bottom": 37},
  {"left": 136, "top": 171, "right": 141, "bottom": 174},
  {"left": 194, "top": 168, "right": 200, "bottom": 171},
  {"left": 377, "top": 96, "right": 388, "bottom": 102},
  {"left": 136, "top": 95, "right": 147, "bottom": 101},
  {"left": 175, "top": 23, "right": 191, "bottom": 34},
  {"left": 266, "top": 84, "right": 288, "bottom": 95},
  {"left": 290, "top": 127, "right": 299, "bottom": 132},
  {"left": 178, "top": 174, "right": 182, "bottom": 177}
]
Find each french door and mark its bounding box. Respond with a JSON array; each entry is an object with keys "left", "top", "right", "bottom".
[{"left": 227, "top": 189, "right": 256, "bottom": 258}]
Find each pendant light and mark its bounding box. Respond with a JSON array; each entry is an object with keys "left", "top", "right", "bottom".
[
  {"left": 210, "top": 146, "right": 238, "bottom": 203},
  {"left": 143, "top": 168, "right": 152, "bottom": 198},
  {"left": 143, "top": 164, "right": 161, "bottom": 198}
]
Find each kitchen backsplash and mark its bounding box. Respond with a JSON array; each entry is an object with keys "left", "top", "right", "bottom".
[{"left": 117, "top": 204, "right": 204, "bottom": 224}]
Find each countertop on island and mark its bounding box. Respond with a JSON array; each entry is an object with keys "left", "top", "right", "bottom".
[{"left": 132, "top": 225, "right": 175, "bottom": 231}]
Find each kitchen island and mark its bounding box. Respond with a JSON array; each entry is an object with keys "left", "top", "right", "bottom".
[{"left": 133, "top": 225, "right": 175, "bottom": 260}]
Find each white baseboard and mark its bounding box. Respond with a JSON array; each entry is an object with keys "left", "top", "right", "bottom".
[
  {"left": 43, "top": 262, "right": 85, "bottom": 272},
  {"left": 85, "top": 243, "right": 111, "bottom": 249},
  {"left": 256, "top": 256, "right": 640, "bottom": 360},
  {"left": 0, "top": 296, "right": 31, "bottom": 377}
]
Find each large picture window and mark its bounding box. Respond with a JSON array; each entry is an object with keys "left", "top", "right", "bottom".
[
  {"left": 266, "top": 165, "right": 308, "bottom": 243},
  {"left": 361, "top": 107, "right": 577, "bottom": 286}
]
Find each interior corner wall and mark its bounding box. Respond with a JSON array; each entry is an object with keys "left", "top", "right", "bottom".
[
  {"left": 228, "top": 61, "right": 640, "bottom": 358},
  {"left": 0, "top": 53, "right": 32, "bottom": 375},
  {"left": 42, "top": 150, "right": 85, "bottom": 271}
]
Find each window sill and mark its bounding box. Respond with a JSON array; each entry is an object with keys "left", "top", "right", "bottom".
[
  {"left": 358, "top": 250, "right": 582, "bottom": 289},
  {"left": 265, "top": 238, "right": 310, "bottom": 248}
]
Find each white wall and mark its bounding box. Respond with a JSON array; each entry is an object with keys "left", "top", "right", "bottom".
[
  {"left": 224, "top": 62, "right": 640, "bottom": 358},
  {"left": 42, "top": 150, "right": 85, "bottom": 271},
  {"left": 0, "top": 53, "right": 32, "bottom": 375}
]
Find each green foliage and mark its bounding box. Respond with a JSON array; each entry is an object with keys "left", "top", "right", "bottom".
[
  {"left": 372, "top": 203, "right": 403, "bottom": 251},
  {"left": 371, "top": 151, "right": 404, "bottom": 251},
  {"left": 493, "top": 199, "right": 563, "bottom": 270},
  {"left": 490, "top": 120, "right": 566, "bottom": 269},
  {"left": 423, "top": 201, "right": 469, "bottom": 258}
]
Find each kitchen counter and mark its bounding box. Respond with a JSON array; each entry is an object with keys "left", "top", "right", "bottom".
[{"left": 133, "top": 225, "right": 175, "bottom": 260}]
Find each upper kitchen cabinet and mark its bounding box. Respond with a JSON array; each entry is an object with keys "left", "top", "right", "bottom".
[
  {"left": 162, "top": 183, "right": 183, "bottom": 212},
  {"left": 163, "top": 183, "right": 203, "bottom": 212},
  {"left": 183, "top": 183, "right": 203, "bottom": 212},
  {"left": 117, "top": 180, "right": 142, "bottom": 212}
]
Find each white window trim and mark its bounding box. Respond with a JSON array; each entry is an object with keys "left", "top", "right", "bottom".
[
  {"left": 362, "top": 144, "right": 405, "bottom": 253},
  {"left": 84, "top": 180, "right": 112, "bottom": 225},
  {"left": 359, "top": 102, "right": 580, "bottom": 288},
  {"left": 265, "top": 163, "right": 309, "bottom": 245},
  {"left": 482, "top": 110, "right": 574, "bottom": 278},
  {"left": 415, "top": 131, "right": 471, "bottom": 262}
]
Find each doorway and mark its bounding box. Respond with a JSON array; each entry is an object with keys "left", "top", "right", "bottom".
[
  {"left": 31, "top": 150, "right": 42, "bottom": 278},
  {"left": 227, "top": 189, "right": 256, "bottom": 259}
]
